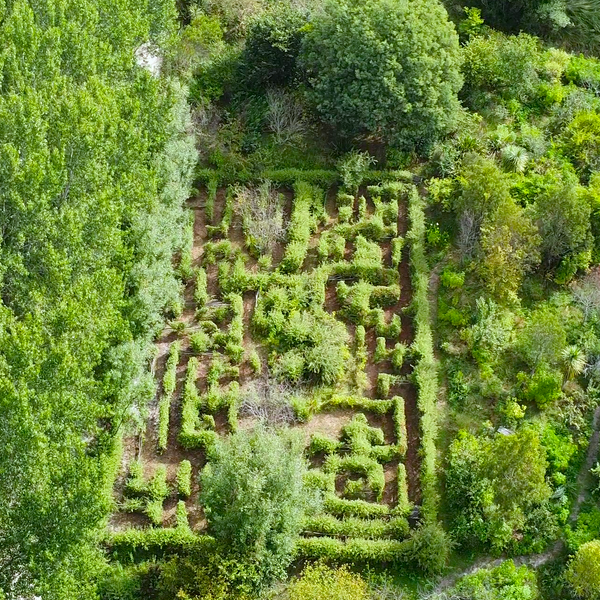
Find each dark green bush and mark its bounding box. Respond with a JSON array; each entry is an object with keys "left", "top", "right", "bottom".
[
  {"left": 239, "top": 4, "right": 308, "bottom": 90},
  {"left": 300, "top": 0, "right": 462, "bottom": 148}
]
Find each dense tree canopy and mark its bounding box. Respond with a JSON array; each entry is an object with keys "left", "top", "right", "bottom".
[
  {"left": 446, "top": 429, "right": 553, "bottom": 553},
  {"left": 300, "top": 0, "right": 463, "bottom": 148},
  {"left": 0, "top": 0, "right": 195, "bottom": 597}
]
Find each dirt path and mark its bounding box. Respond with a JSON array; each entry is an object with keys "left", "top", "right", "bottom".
[{"left": 429, "top": 403, "right": 600, "bottom": 594}]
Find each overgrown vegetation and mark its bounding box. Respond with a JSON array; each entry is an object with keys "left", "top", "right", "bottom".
[{"left": 8, "top": 0, "right": 600, "bottom": 598}]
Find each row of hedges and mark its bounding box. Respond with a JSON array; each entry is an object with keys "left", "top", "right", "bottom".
[
  {"left": 302, "top": 514, "right": 410, "bottom": 540},
  {"left": 158, "top": 342, "right": 180, "bottom": 452},
  {"left": 106, "top": 529, "right": 216, "bottom": 563},
  {"left": 280, "top": 181, "right": 322, "bottom": 273},
  {"left": 406, "top": 185, "right": 439, "bottom": 521},
  {"left": 295, "top": 536, "right": 411, "bottom": 563}
]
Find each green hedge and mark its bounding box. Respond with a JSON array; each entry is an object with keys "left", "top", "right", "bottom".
[
  {"left": 393, "top": 396, "right": 407, "bottom": 458},
  {"left": 323, "top": 495, "right": 390, "bottom": 519},
  {"left": 406, "top": 185, "right": 439, "bottom": 521},
  {"left": 106, "top": 529, "right": 216, "bottom": 562},
  {"left": 177, "top": 460, "right": 192, "bottom": 498},
  {"left": 295, "top": 536, "right": 411, "bottom": 563},
  {"left": 302, "top": 514, "right": 409, "bottom": 540},
  {"left": 321, "top": 394, "right": 393, "bottom": 415}
]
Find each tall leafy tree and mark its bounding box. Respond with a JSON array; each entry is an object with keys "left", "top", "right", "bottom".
[
  {"left": 0, "top": 0, "right": 195, "bottom": 597},
  {"left": 200, "top": 428, "right": 310, "bottom": 594},
  {"left": 300, "top": 0, "right": 463, "bottom": 149}
]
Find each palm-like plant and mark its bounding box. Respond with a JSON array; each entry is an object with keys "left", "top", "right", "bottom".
[
  {"left": 562, "top": 345, "right": 587, "bottom": 380},
  {"left": 501, "top": 144, "right": 529, "bottom": 173}
]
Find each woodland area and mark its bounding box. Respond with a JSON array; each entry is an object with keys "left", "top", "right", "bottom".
[{"left": 4, "top": 0, "right": 600, "bottom": 599}]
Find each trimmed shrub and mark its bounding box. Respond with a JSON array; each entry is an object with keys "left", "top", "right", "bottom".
[
  {"left": 295, "top": 536, "right": 411, "bottom": 564},
  {"left": 148, "top": 466, "right": 169, "bottom": 503},
  {"left": 145, "top": 499, "right": 164, "bottom": 526},
  {"left": 393, "top": 397, "right": 407, "bottom": 457},
  {"left": 176, "top": 501, "right": 190, "bottom": 531},
  {"left": 397, "top": 463, "right": 409, "bottom": 514},
  {"left": 106, "top": 529, "right": 215, "bottom": 563},
  {"left": 323, "top": 495, "right": 389, "bottom": 519},
  {"left": 287, "top": 562, "right": 368, "bottom": 600},
  {"left": 304, "top": 514, "right": 409, "bottom": 540},
  {"left": 190, "top": 330, "right": 211, "bottom": 354},
  {"left": 125, "top": 460, "right": 146, "bottom": 496},
  {"left": 195, "top": 267, "right": 209, "bottom": 307},
  {"left": 158, "top": 395, "right": 171, "bottom": 452},
  {"left": 309, "top": 434, "right": 341, "bottom": 455},
  {"left": 177, "top": 460, "right": 192, "bottom": 498}
]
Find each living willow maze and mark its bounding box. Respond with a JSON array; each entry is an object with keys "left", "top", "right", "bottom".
[{"left": 107, "top": 168, "right": 439, "bottom": 565}]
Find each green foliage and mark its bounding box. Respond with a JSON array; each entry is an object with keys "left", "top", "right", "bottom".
[
  {"left": 107, "top": 529, "right": 215, "bottom": 563},
  {"left": 337, "top": 151, "right": 376, "bottom": 193},
  {"left": 397, "top": 463, "right": 409, "bottom": 513},
  {"left": 521, "top": 367, "right": 563, "bottom": 408},
  {"left": 407, "top": 186, "right": 439, "bottom": 519},
  {"left": 406, "top": 522, "right": 451, "bottom": 575},
  {"left": 295, "top": 536, "right": 411, "bottom": 564},
  {"left": 440, "top": 268, "right": 465, "bottom": 289},
  {"left": 518, "top": 306, "right": 567, "bottom": 369},
  {"left": 462, "top": 32, "right": 542, "bottom": 109},
  {"left": 434, "top": 560, "right": 539, "bottom": 600},
  {"left": 0, "top": 0, "right": 195, "bottom": 593},
  {"left": 532, "top": 168, "right": 592, "bottom": 277},
  {"left": 280, "top": 181, "right": 321, "bottom": 273},
  {"left": 177, "top": 460, "right": 192, "bottom": 498},
  {"left": 300, "top": 0, "right": 463, "bottom": 148},
  {"left": 195, "top": 268, "right": 209, "bottom": 307},
  {"left": 148, "top": 466, "right": 169, "bottom": 503},
  {"left": 200, "top": 428, "right": 309, "bottom": 592},
  {"left": 255, "top": 280, "right": 349, "bottom": 385},
  {"left": 309, "top": 434, "right": 341, "bottom": 455},
  {"left": 566, "top": 540, "right": 600, "bottom": 599},
  {"left": 391, "top": 237, "right": 405, "bottom": 268},
  {"left": 303, "top": 514, "right": 409, "bottom": 540},
  {"left": 126, "top": 460, "right": 147, "bottom": 497},
  {"left": 446, "top": 429, "right": 554, "bottom": 553},
  {"left": 240, "top": 4, "right": 308, "bottom": 90},
  {"left": 323, "top": 495, "right": 390, "bottom": 519},
  {"left": 190, "top": 330, "right": 211, "bottom": 353},
  {"left": 287, "top": 563, "right": 368, "bottom": 600},
  {"left": 478, "top": 199, "right": 540, "bottom": 302},
  {"left": 158, "top": 394, "right": 171, "bottom": 452}
]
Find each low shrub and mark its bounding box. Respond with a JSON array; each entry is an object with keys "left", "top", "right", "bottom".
[
  {"left": 195, "top": 267, "right": 209, "bottom": 307},
  {"left": 302, "top": 514, "right": 409, "bottom": 540},
  {"left": 295, "top": 536, "right": 411, "bottom": 564},
  {"left": 190, "top": 330, "right": 211, "bottom": 354},
  {"left": 374, "top": 337, "right": 388, "bottom": 363},
  {"left": 106, "top": 529, "right": 215, "bottom": 563},
  {"left": 145, "top": 499, "right": 164, "bottom": 526},
  {"left": 125, "top": 460, "right": 146, "bottom": 496},
  {"left": 309, "top": 434, "right": 341, "bottom": 455},
  {"left": 303, "top": 470, "right": 336, "bottom": 494},
  {"left": 148, "top": 466, "right": 168, "bottom": 503},
  {"left": 162, "top": 342, "right": 180, "bottom": 398},
  {"left": 158, "top": 395, "right": 171, "bottom": 452},
  {"left": 397, "top": 463, "right": 409, "bottom": 514},
  {"left": 323, "top": 495, "right": 389, "bottom": 519},
  {"left": 176, "top": 501, "right": 190, "bottom": 531},
  {"left": 177, "top": 460, "right": 192, "bottom": 498}
]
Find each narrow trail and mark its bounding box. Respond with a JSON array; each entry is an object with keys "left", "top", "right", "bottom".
[{"left": 429, "top": 403, "right": 600, "bottom": 595}]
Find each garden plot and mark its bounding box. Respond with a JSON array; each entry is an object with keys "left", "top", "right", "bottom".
[{"left": 110, "top": 173, "right": 432, "bottom": 556}]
